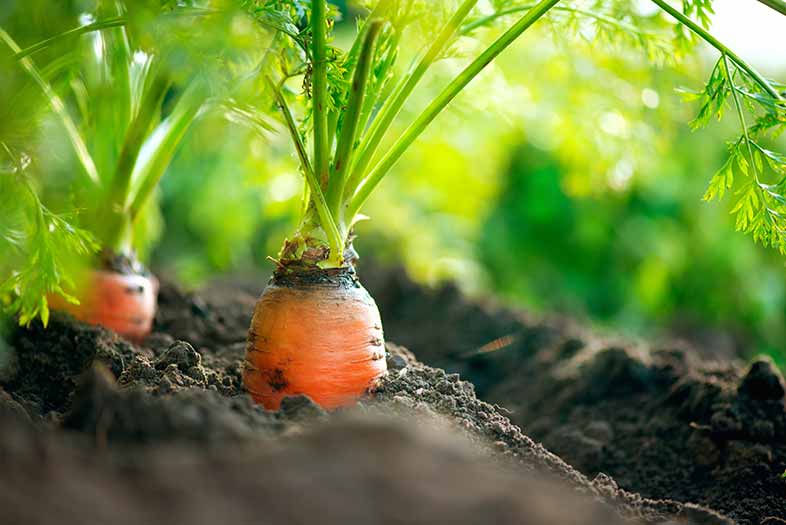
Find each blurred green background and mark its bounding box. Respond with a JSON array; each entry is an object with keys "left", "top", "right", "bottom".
[{"left": 2, "top": 1, "right": 785, "bottom": 363}]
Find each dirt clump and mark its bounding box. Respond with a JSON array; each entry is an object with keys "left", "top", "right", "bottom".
[
  {"left": 376, "top": 345, "right": 731, "bottom": 525},
  {"left": 0, "top": 405, "right": 662, "bottom": 525},
  {"left": 363, "top": 262, "right": 786, "bottom": 525}
]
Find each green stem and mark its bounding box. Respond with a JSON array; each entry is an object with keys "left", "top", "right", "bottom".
[
  {"left": 127, "top": 83, "right": 207, "bottom": 222},
  {"left": 354, "top": 31, "right": 400, "bottom": 151},
  {"left": 325, "top": 21, "right": 382, "bottom": 222},
  {"left": 344, "top": 0, "right": 389, "bottom": 71},
  {"left": 347, "top": 0, "right": 560, "bottom": 219},
  {"left": 101, "top": 71, "right": 170, "bottom": 251},
  {"left": 650, "top": 0, "right": 783, "bottom": 101},
  {"left": 12, "top": 17, "right": 127, "bottom": 60},
  {"left": 461, "top": 4, "right": 657, "bottom": 37},
  {"left": 267, "top": 80, "right": 314, "bottom": 181},
  {"left": 346, "top": 0, "right": 479, "bottom": 197},
  {"left": 326, "top": 1, "right": 388, "bottom": 154},
  {"left": 757, "top": 0, "right": 786, "bottom": 16},
  {"left": 327, "top": 110, "right": 339, "bottom": 155},
  {"left": 722, "top": 55, "right": 759, "bottom": 182},
  {"left": 311, "top": 0, "right": 330, "bottom": 190},
  {"left": 266, "top": 77, "right": 342, "bottom": 259}
]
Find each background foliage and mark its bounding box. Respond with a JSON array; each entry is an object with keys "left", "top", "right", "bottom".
[{"left": 1, "top": 0, "right": 785, "bottom": 363}]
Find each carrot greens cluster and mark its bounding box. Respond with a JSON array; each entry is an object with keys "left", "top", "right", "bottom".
[
  {"left": 246, "top": 0, "right": 567, "bottom": 269},
  {"left": 246, "top": 0, "right": 785, "bottom": 269},
  {"left": 0, "top": 4, "right": 220, "bottom": 325}
]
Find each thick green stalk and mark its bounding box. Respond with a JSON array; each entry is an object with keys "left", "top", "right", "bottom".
[
  {"left": 354, "top": 31, "right": 401, "bottom": 150},
  {"left": 266, "top": 77, "right": 342, "bottom": 260},
  {"left": 327, "top": 110, "right": 339, "bottom": 155},
  {"left": 325, "top": 1, "right": 387, "bottom": 153},
  {"left": 650, "top": 0, "right": 783, "bottom": 101},
  {"left": 347, "top": 0, "right": 560, "bottom": 219},
  {"left": 345, "top": 0, "right": 479, "bottom": 197},
  {"left": 104, "top": 16, "right": 133, "bottom": 161},
  {"left": 325, "top": 21, "right": 382, "bottom": 222},
  {"left": 311, "top": 0, "right": 330, "bottom": 190},
  {"left": 127, "top": 83, "right": 207, "bottom": 222},
  {"left": 101, "top": 72, "right": 169, "bottom": 251},
  {"left": 345, "top": 0, "right": 389, "bottom": 69}
]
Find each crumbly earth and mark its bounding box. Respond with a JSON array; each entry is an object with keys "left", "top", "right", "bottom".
[
  {"left": 360, "top": 261, "right": 786, "bottom": 525},
  {"left": 0, "top": 262, "right": 775, "bottom": 524}
]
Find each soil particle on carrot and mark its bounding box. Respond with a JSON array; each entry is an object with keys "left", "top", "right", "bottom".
[{"left": 265, "top": 368, "right": 289, "bottom": 392}]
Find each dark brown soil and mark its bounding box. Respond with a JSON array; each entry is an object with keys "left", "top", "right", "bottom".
[
  {"left": 360, "top": 261, "right": 786, "bottom": 525},
  {"left": 0, "top": 407, "right": 673, "bottom": 525},
  {"left": 0, "top": 267, "right": 733, "bottom": 524}
]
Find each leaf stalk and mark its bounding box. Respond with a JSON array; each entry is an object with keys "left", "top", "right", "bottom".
[
  {"left": 345, "top": 0, "right": 479, "bottom": 197},
  {"left": 347, "top": 0, "right": 561, "bottom": 218},
  {"left": 311, "top": 0, "right": 330, "bottom": 190},
  {"left": 650, "top": 0, "right": 783, "bottom": 101},
  {"left": 325, "top": 20, "right": 382, "bottom": 223},
  {"left": 267, "top": 77, "right": 343, "bottom": 261}
]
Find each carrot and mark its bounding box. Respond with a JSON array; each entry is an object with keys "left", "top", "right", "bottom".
[
  {"left": 244, "top": 0, "right": 562, "bottom": 409},
  {"left": 243, "top": 269, "right": 387, "bottom": 410},
  {"left": 49, "top": 269, "right": 157, "bottom": 342}
]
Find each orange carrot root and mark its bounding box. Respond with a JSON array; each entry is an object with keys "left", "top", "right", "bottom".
[
  {"left": 243, "top": 272, "right": 387, "bottom": 410},
  {"left": 49, "top": 270, "right": 158, "bottom": 342}
]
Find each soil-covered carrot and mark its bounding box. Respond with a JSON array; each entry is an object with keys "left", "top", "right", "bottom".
[
  {"left": 244, "top": 269, "right": 386, "bottom": 410},
  {"left": 48, "top": 255, "right": 158, "bottom": 342}
]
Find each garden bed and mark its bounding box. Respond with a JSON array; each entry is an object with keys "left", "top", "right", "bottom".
[
  {"left": 0, "top": 262, "right": 783, "bottom": 524},
  {"left": 362, "top": 262, "right": 786, "bottom": 525}
]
